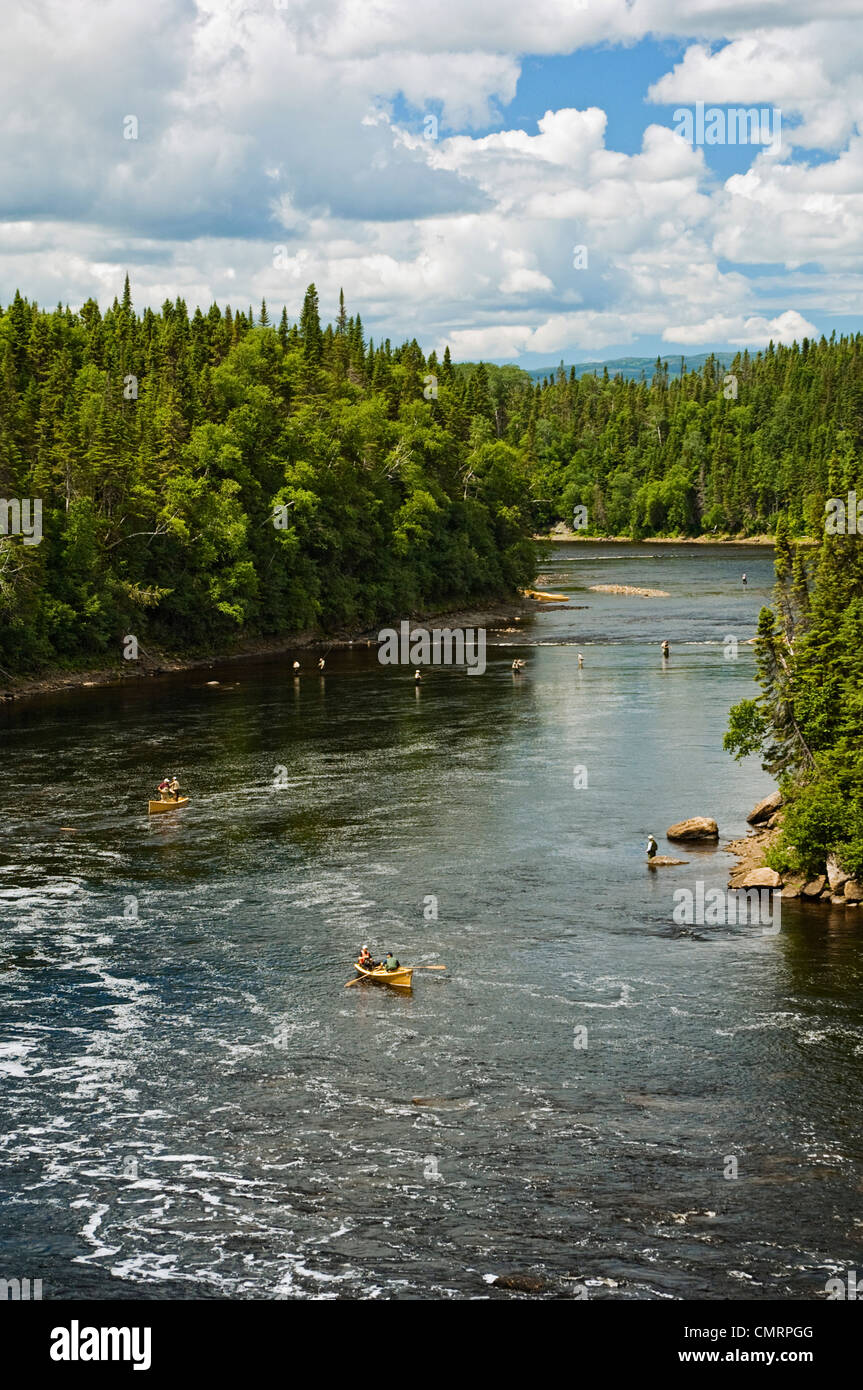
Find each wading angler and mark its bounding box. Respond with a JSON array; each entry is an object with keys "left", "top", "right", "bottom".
[{"left": 377, "top": 620, "right": 486, "bottom": 676}]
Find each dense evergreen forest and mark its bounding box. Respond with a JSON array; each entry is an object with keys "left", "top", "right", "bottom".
[
  {"left": 525, "top": 335, "right": 863, "bottom": 536},
  {"left": 1, "top": 278, "right": 862, "bottom": 677},
  {"left": 0, "top": 281, "right": 535, "bottom": 675},
  {"left": 725, "top": 519, "right": 863, "bottom": 880}
]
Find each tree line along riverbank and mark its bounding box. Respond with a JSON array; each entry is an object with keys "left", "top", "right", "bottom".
[
  {"left": 724, "top": 517, "right": 863, "bottom": 885},
  {"left": 2, "top": 281, "right": 861, "bottom": 678}
]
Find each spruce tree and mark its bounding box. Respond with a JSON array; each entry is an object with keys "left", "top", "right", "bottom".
[{"left": 299, "top": 284, "right": 322, "bottom": 362}]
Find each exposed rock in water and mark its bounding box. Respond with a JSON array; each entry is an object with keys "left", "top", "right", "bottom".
[
  {"left": 747, "top": 790, "right": 782, "bottom": 825},
  {"left": 779, "top": 874, "right": 807, "bottom": 899},
  {"left": 844, "top": 879, "right": 863, "bottom": 902},
  {"left": 802, "top": 876, "right": 827, "bottom": 898},
  {"left": 493, "top": 1273, "right": 549, "bottom": 1293},
  {"left": 733, "top": 867, "right": 782, "bottom": 889},
  {"left": 648, "top": 856, "right": 689, "bottom": 867},
  {"left": 667, "top": 817, "right": 719, "bottom": 841}
]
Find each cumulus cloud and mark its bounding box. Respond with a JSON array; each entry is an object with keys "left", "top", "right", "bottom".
[
  {"left": 663, "top": 308, "right": 818, "bottom": 346},
  {"left": 647, "top": 24, "right": 863, "bottom": 153},
  {"left": 713, "top": 138, "right": 863, "bottom": 270},
  {"left": 0, "top": 0, "right": 859, "bottom": 358}
]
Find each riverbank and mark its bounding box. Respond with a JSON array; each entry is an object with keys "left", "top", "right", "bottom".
[
  {"left": 537, "top": 526, "right": 778, "bottom": 544},
  {"left": 725, "top": 800, "right": 863, "bottom": 909},
  {"left": 0, "top": 596, "right": 536, "bottom": 705}
]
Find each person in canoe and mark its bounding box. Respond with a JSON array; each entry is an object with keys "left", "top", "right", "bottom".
[
  {"left": 157, "top": 776, "right": 172, "bottom": 801},
  {"left": 358, "top": 946, "right": 383, "bottom": 970},
  {"left": 168, "top": 775, "right": 181, "bottom": 801},
  {"left": 382, "top": 951, "right": 400, "bottom": 972}
]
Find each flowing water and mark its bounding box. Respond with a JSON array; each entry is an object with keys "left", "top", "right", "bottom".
[{"left": 1, "top": 543, "right": 861, "bottom": 1300}]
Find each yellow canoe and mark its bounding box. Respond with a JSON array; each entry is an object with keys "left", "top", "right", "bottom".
[
  {"left": 522, "top": 588, "right": 569, "bottom": 602},
  {"left": 354, "top": 962, "right": 414, "bottom": 989},
  {"left": 148, "top": 797, "right": 190, "bottom": 814}
]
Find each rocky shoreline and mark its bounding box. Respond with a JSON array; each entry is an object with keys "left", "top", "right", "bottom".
[
  {"left": 725, "top": 791, "right": 862, "bottom": 909},
  {"left": 0, "top": 596, "right": 538, "bottom": 706},
  {"left": 649, "top": 795, "right": 861, "bottom": 911}
]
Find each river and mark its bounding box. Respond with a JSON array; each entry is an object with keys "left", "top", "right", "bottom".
[{"left": 1, "top": 543, "right": 861, "bottom": 1300}]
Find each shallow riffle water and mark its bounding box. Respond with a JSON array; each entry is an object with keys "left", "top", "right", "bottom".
[{"left": 1, "top": 544, "right": 861, "bottom": 1300}]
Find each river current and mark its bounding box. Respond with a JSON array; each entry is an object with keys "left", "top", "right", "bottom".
[{"left": 1, "top": 543, "right": 861, "bottom": 1300}]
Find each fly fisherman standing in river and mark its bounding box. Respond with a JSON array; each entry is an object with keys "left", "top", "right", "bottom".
[{"left": 646, "top": 834, "right": 658, "bottom": 860}]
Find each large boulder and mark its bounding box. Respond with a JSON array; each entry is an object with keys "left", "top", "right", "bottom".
[
  {"left": 780, "top": 874, "right": 807, "bottom": 899},
  {"left": 747, "top": 790, "right": 782, "bottom": 825},
  {"left": 844, "top": 879, "right": 863, "bottom": 902},
  {"left": 667, "top": 817, "right": 719, "bottom": 842},
  {"left": 734, "top": 867, "right": 782, "bottom": 890},
  {"left": 826, "top": 853, "right": 851, "bottom": 893},
  {"left": 648, "top": 855, "right": 689, "bottom": 867},
  {"left": 801, "top": 875, "right": 826, "bottom": 899}
]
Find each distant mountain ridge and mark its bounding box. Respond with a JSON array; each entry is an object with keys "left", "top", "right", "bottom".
[{"left": 525, "top": 352, "right": 738, "bottom": 383}]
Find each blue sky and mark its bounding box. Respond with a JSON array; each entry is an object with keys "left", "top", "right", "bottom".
[{"left": 1, "top": 1, "right": 860, "bottom": 366}]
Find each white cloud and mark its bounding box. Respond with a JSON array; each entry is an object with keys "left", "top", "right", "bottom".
[
  {"left": 713, "top": 138, "right": 863, "bottom": 271},
  {"left": 663, "top": 308, "right": 818, "bottom": 345},
  {"left": 0, "top": 0, "right": 860, "bottom": 358},
  {"left": 647, "top": 25, "right": 863, "bottom": 153}
]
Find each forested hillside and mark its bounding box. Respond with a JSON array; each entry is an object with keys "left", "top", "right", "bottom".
[
  {"left": 1, "top": 279, "right": 862, "bottom": 678},
  {"left": 524, "top": 352, "right": 737, "bottom": 383},
  {"left": 403, "top": 337, "right": 863, "bottom": 537},
  {"left": 725, "top": 518, "right": 863, "bottom": 879},
  {"left": 0, "top": 282, "right": 535, "bottom": 675},
  {"left": 526, "top": 338, "right": 863, "bottom": 535}
]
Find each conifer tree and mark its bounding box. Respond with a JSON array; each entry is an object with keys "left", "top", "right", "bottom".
[{"left": 299, "top": 284, "right": 322, "bottom": 362}]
